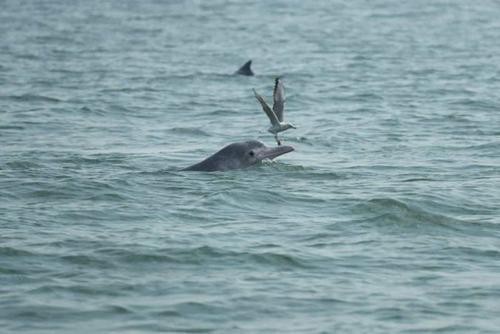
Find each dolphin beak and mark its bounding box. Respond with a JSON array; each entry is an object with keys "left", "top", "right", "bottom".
[{"left": 256, "top": 145, "right": 294, "bottom": 161}]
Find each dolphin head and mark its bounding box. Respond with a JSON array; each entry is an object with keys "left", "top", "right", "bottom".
[
  {"left": 219, "top": 140, "right": 294, "bottom": 170},
  {"left": 183, "top": 140, "right": 294, "bottom": 172},
  {"left": 245, "top": 140, "right": 294, "bottom": 164}
]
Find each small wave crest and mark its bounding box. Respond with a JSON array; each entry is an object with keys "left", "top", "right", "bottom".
[
  {"left": 94, "top": 245, "right": 309, "bottom": 269},
  {"left": 352, "top": 198, "right": 466, "bottom": 230},
  {"left": 2, "top": 94, "right": 62, "bottom": 103},
  {"left": 169, "top": 127, "right": 211, "bottom": 137},
  {"left": 0, "top": 246, "right": 34, "bottom": 257}
]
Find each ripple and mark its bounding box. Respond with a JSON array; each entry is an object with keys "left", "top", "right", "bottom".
[
  {"left": 352, "top": 198, "right": 467, "bottom": 230},
  {"left": 0, "top": 246, "right": 34, "bottom": 257},
  {"left": 170, "top": 127, "right": 211, "bottom": 137},
  {"left": 2, "top": 94, "right": 62, "bottom": 103},
  {"left": 450, "top": 98, "right": 499, "bottom": 111},
  {"left": 2, "top": 0, "right": 500, "bottom": 333},
  {"left": 3, "top": 160, "right": 43, "bottom": 170},
  {"left": 60, "top": 254, "right": 112, "bottom": 268},
  {"left": 94, "top": 245, "right": 310, "bottom": 270},
  {"left": 251, "top": 252, "right": 310, "bottom": 268},
  {"left": 0, "top": 125, "right": 25, "bottom": 130}
]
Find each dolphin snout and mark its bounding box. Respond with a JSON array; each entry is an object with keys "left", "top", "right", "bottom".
[{"left": 257, "top": 145, "right": 294, "bottom": 161}]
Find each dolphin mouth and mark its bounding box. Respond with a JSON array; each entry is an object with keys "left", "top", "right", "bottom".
[{"left": 257, "top": 145, "right": 294, "bottom": 161}]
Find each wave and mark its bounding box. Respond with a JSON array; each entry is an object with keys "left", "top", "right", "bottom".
[
  {"left": 352, "top": 197, "right": 467, "bottom": 230},
  {"left": 60, "top": 254, "right": 112, "bottom": 268},
  {"left": 78, "top": 106, "right": 105, "bottom": 115},
  {"left": 449, "top": 98, "right": 499, "bottom": 111},
  {"left": 464, "top": 141, "right": 500, "bottom": 152},
  {"left": 55, "top": 153, "right": 129, "bottom": 165},
  {"left": 1, "top": 94, "right": 62, "bottom": 103},
  {"left": 99, "top": 86, "right": 162, "bottom": 94},
  {"left": 3, "top": 160, "right": 43, "bottom": 170},
  {"left": 249, "top": 252, "right": 309, "bottom": 268},
  {"left": 169, "top": 127, "right": 211, "bottom": 137},
  {"left": 94, "top": 245, "right": 309, "bottom": 269},
  {"left": 0, "top": 125, "right": 25, "bottom": 130},
  {"left": 0, "top": 246, "right": 34, "bottom": 257}
]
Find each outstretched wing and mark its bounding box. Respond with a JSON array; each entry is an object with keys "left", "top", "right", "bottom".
[
  {"left": 253, "top": 89, "right": 280, "bottom": 127},
  {"left": 272, "top": 77, "right": 285, "bottom": 121}
]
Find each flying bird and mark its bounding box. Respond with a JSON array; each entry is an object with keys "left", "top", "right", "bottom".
[{"left": 253, "top": 78, "right": 296, "bottom": 145}]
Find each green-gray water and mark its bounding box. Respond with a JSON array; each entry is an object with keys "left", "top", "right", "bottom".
[{"left": 1, "top": 1, "right": 500, "bottom": 333}]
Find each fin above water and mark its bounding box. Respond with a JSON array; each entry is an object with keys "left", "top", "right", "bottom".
[{"left": 235, "top": 60, "right": 254, "bottom": 76}]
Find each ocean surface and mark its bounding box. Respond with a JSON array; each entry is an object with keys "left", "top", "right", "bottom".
[{"left": 1, "top": 0, "right": 500, "bottom": 333}]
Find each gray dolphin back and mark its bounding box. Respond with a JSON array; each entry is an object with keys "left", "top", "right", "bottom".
[
  {"left": 182, "top": 152, "right": 224, "bottom": 172},
  {"left": 182, "top": 142, "right": 248, "bottom": 172}
]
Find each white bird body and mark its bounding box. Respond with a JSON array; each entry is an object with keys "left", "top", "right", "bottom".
[
  {"left": 267, "top": 122, "right": 295, "bottom": 135},
  {"left": 253, "top": 78, "right": 296, "bottom": 145}
]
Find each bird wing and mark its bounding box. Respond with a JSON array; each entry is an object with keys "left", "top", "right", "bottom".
[
  {"left": 272, "top": 77, "right": 285, "bottom": 121},
  {"left": 253, "top": 89, "right": 280, "bottom": 127}
]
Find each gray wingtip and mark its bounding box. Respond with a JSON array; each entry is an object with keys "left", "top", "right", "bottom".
[
  {"left": 252, "top": 88, "right": 261, "bottom": 99},
  {"left": 274, "top": 77, "right": 280, "bottom": 91}
]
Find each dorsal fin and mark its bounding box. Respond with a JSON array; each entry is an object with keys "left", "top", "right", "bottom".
[{"left": 235, "top": 60, "right": 254, "bottom": 76}]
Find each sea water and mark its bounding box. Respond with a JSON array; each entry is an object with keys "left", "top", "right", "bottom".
[{"left": 1, "top": 1, "right": 499, "bottom": 333}]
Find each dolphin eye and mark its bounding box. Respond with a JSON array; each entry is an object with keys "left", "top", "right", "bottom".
[{"left": 249, "top": 150, "right": 255, "bottom": 157}]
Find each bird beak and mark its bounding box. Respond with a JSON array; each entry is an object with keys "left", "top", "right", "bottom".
[{"left": 256, "top": 145, "right": 294, "bottom": 161}]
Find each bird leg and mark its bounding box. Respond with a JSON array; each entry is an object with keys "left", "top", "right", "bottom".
[{"left": 274, "top": 134, "right": 281, "bottom": 146}]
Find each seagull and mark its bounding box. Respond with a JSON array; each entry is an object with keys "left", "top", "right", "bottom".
[{"left": 253, "top": 78, "right": 296, "bottom": 146}]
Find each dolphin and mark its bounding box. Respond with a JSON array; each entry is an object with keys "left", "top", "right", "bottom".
[
  {"left": 183, "top": 140, "right": 293, "bottom": 172},
  {"left": 235, "top": 60, "right": 254, "bottom": 76}
]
